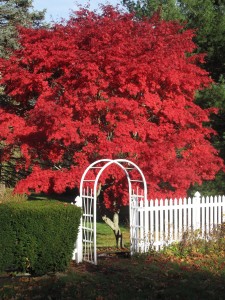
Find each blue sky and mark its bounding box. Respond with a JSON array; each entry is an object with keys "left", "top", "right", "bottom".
[{"left": 32, "top": 0, "right": 123, "bottom": 22}]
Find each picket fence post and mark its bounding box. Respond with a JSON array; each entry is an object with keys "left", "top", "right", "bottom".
[
  {"left": 72, "top": 196, "right": 83, "bottom": 263},
  {"left": 223, "top": 195, "right": 225, "bottom": 223},
  {"left": 193, "top": 191, "right": 201, "bottom": 231}
]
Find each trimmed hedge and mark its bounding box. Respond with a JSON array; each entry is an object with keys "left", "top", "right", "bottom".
[{"left": 0, "top": 200, "right": 81, "bottom": 275}]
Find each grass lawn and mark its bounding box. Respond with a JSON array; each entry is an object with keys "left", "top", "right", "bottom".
[{"left": 97, "top": 221, "right": 130, "bottom": 250}]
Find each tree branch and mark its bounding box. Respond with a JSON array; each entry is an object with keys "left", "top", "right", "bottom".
[{"left": 102, "top": 215, "right": 116, "bottom": 231}]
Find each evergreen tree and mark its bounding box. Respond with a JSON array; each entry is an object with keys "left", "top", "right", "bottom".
[
  {"left": 123, "top": 0, "right": 183, "bottom": 21},
  {"left": 0, "top": 0, "right": 46, "bottom": 58},
  {"left": 123, "top": 0, "right": 225, "bottom": 79}
]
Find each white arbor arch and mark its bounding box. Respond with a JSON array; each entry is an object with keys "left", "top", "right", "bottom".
[{"left": 75, "top": 159, "right": 148, "bottom": 265}]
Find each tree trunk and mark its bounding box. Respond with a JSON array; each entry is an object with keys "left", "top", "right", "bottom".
[{"left": 102, "top": 211, "right": 124, "bottom": 248}]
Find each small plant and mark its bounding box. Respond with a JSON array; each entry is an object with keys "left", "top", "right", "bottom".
[
  {"left": 206, "top": 223, "right": 225, "bottom": 253},
  {"left": 162, "top": 224, "right": 225, "bottom": 257},
  {"left": 0, "top": 188, "right": 28, "bottom": 204}
]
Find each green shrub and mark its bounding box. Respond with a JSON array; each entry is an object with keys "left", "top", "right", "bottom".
[
  {"left": 0, "top": 205, "right": 16, "bottom": 272},
  {"left": 0, "top": 201, "right": 81, "bottom": 275}
]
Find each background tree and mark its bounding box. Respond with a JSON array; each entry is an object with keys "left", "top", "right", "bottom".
[
  {"left": 123, "top": 0, "right": 225, "bottom": 195},
  {"left": 0, "top": 0, "right": 46, "bottom": 187},
  {"left": 123, "top": 0, "right": 225, "bottom": 78},
  {"left": 122, "top": 0, "right": 183, "bottom": 21},
  {"left": 0, "top": 0, "right": 46, "bottom": 58},
  {"left": 0, "top": 6, "right": 223, "bottom": 243}
]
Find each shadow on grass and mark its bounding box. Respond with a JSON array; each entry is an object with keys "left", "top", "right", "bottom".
[
  {"left": 28, "top": 187, "right": 79, "bottom": 203},
  {"left": 1, "top": 254, "right": 225, "bottom": 300}
]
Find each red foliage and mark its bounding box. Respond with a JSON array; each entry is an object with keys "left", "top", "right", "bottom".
[{"left": 0, "top": 6, "right": 223, "bottom": 207}]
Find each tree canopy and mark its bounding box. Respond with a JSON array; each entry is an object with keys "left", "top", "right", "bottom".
[
  {"left": 0, "top": 6, "right": 223, "bottom": 205},
  {"left": 0, "top": 0, "right": 46, "bottom": 187}
]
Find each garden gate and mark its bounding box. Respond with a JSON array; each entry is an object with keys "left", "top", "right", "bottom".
[{"left": 73, "top": 159, "right": 148, "bottom": 265}]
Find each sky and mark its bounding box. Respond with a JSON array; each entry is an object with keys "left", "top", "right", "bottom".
[{"left": 32, "top": 0, "right": 123, "bottom": 22}]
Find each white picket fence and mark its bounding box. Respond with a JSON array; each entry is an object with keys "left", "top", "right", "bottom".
[
  {"left": 73, "top": 191, "right": 225, "bottom": 263},
  {"left": 133, "top": 191, "right": 225, "bottom": 252}
]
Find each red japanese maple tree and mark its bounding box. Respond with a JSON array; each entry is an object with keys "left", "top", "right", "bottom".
[{"left": 0, "top": 6, "right": 223, "bottom": 207}]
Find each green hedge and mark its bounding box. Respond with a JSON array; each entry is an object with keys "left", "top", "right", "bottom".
[{"left": 0, "top": 201, "right": 81, "bottom": 275}]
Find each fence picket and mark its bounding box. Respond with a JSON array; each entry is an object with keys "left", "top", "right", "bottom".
[
  {"left": 164, "top": 199, "right": 169, "bottom": 244},
  {"left": 214, "top": 196, "right": 218, "bottom": 226},
  {"left": 218, "top": 196, "right": 222, "bottom": 224},
  {"left": 144, "top": 197, "right": 149, "bottom": 251},
  {"left": 206, "top": 196, "right": 210, "bottom": 235},
  {"left": 210, "top": 196, "right": 214, "bottom": 231},
  {"left": 187, "top": 197, "right": 192, "bottom": 230},
  {"left": 159, "top": 199, "right": 164, "bottom": 248},
  {"left": 150, "top": 199, "right": 154, "bottom": 248},
  {"left": 183, "top": 197, "right": 187, "bottom": 231},
  {"left": 178, "top": 198, "right": 183, "bottom": 240},
  {"left": 201, "top": 196, "right": 206, "bottom": 236},
  {"left": 155, "top": 199, "right": 159, "bottom": 251},
  {"left": 169, "top": 198, "right": 173, "bottom": 241},
  {"left": 174, "top": 198, "right": 178, "bottom": 241},
  {"left": 140, "top": 198, "right": 144, "bottom": 252}
]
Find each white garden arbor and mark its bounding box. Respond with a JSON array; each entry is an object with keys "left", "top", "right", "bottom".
[{"left": 74, "top": 159, "right": 148, "bottom": 265}]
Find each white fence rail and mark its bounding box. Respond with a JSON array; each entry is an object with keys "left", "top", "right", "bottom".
[{"left": 135, "top": 192, "right": 225, "bottom": 252}]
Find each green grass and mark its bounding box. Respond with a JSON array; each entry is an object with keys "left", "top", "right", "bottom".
[{"left": 97, "top": 221, "right": 130, "bottom": 249}]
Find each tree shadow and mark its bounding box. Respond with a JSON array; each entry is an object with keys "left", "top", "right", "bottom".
[
  {"left": 28, "top": 187, "right": 79, "bottom": 203},
  {"left": 1, "top": 254, "right": 225, "bottom": 300}
]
